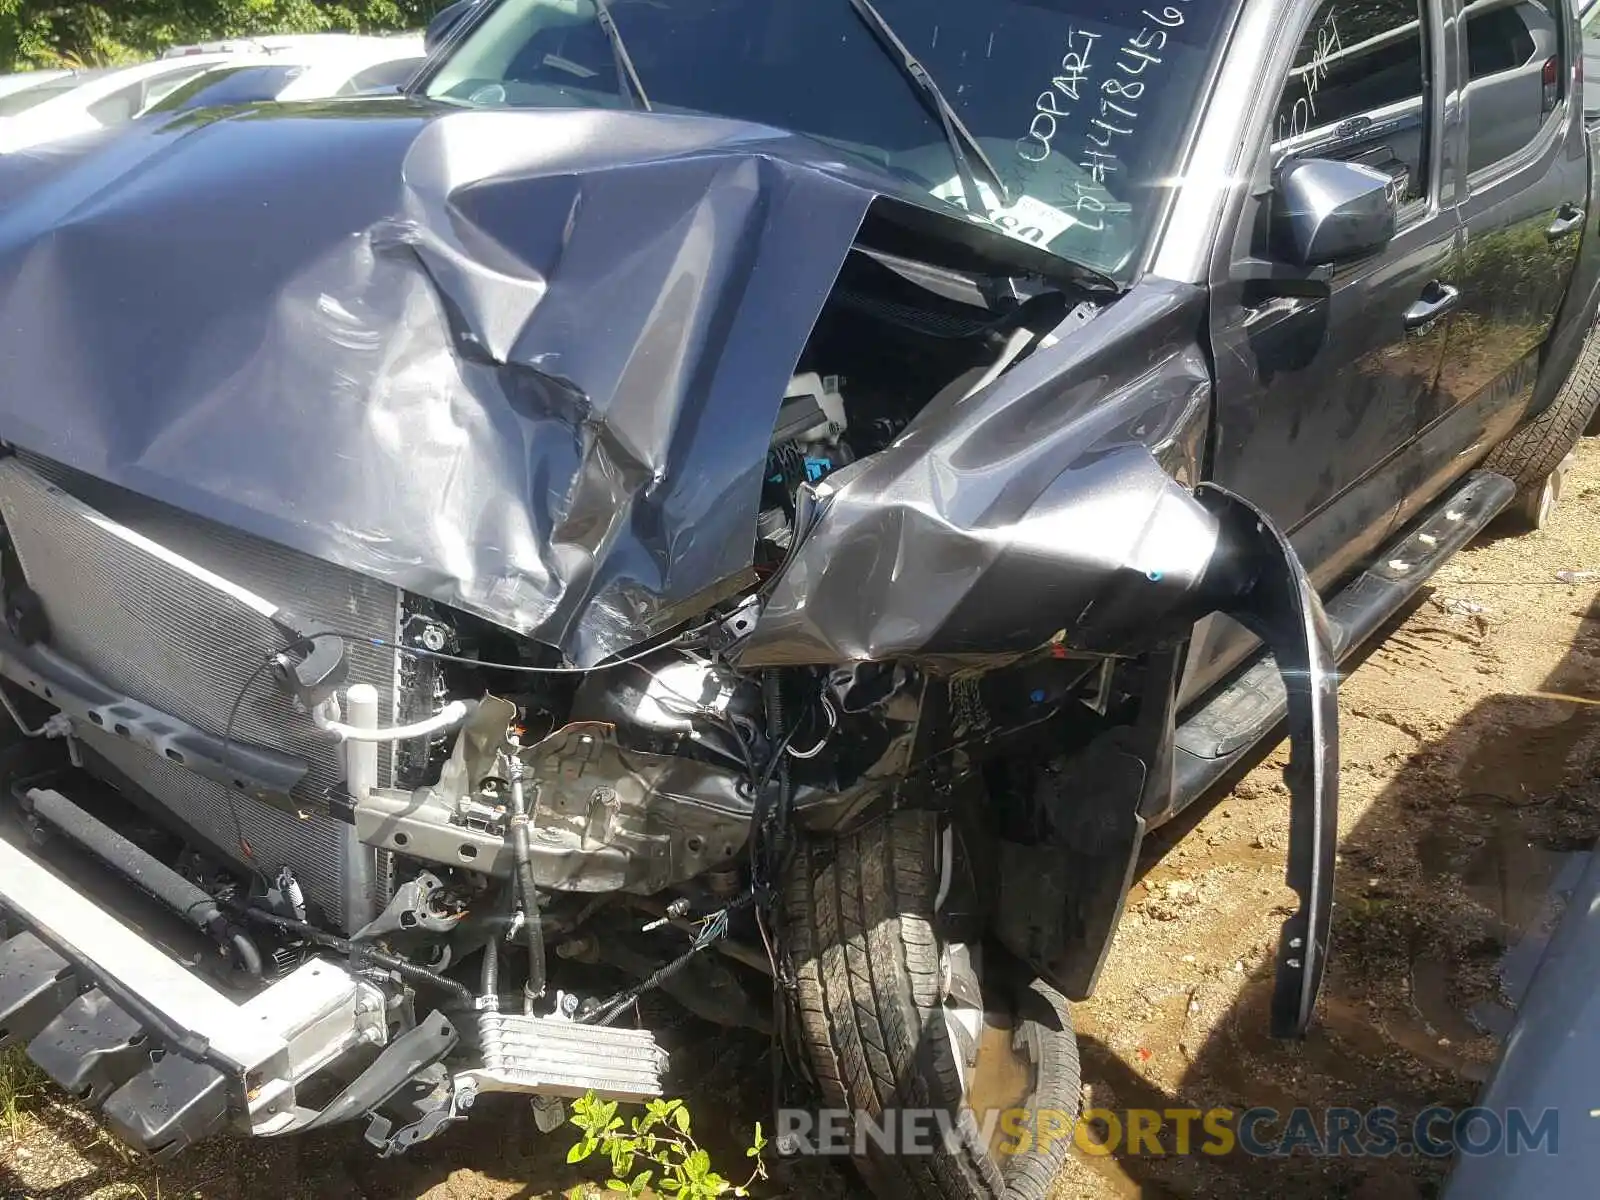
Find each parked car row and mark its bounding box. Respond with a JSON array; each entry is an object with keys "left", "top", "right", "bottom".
[{"left": 0, "top": 32, "right": 423, "bottom": 154}]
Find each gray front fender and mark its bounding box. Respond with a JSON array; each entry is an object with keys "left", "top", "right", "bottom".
[
  {"left": 1196, "top": 484, "right": 1339, "bottom": 1038},
  {"left": 741, "top": 457, "right": 1338, "bottom": 1037}
]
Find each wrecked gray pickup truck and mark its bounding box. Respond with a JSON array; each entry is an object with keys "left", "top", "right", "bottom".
[{"left": 1, "top": 0, "right": 1599, "bottom": 1197}]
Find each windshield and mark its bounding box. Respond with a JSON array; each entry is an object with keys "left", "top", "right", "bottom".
[{"left": 420, "top": 0, "right": 1234, "bottom": 278}]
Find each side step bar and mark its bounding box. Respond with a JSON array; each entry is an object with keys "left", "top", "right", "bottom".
[{"left": 1169, "top": 470, "right": 1515, "bottom": 813}]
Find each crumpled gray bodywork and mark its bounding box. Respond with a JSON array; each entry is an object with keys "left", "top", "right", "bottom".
[
  {"left": 737, "top": 280, "right": 1216, "bottom": 666},
  {"left": 0, "top": 101, "right": 903, "bottom": 663}
]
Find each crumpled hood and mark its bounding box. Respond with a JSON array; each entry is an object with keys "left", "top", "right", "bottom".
[{"left": 0, "top": 99, "right": 890, "bottom": 663}]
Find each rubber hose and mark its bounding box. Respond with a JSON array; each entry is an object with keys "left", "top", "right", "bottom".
[
  {"left": 26, "top": 786, "right": 264, "bottom": 977},
  {"left": 230, "top": 930, "right": 264, "bottom": 978},
  {"left": 507, "top": 769, "right": 546, "bottom": 1003},
  {"left": 480, "top": 935, "right": 500, "bottom": 1006}
]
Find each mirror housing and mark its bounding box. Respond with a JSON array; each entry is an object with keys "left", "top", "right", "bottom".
[{"left": 1272, "top": 158, "right": 1399, "bottom": 268}]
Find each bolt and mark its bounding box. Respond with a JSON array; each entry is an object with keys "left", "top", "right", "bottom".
[{"left": 421, "top": 624, "right": 448, "bottom": 651}]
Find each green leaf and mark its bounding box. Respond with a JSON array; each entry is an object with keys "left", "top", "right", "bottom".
[
  {"left": 684, "top": 1149, "right": 710, "bottom": 1182},
  {"left": 660, "top": 1179, "right": 683, "bottom": 1194},
  {"left": 567, "top": 1138, "right": 597, "bottom": 1164},
  {"left": 606, "top": 1181, "right": 630, "bottom": 1192},
  {"left": 672, "top": 1105, "right": 692, "bottom": 1136},
  {"left": 751, "top": 1121, "right": 766, "bottom": 1152},
  {"left": 629, "top": 1169, "right": 655, "bottom": 1198}
]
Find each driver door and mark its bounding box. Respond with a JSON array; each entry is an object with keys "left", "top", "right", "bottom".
[{"left": 1183, "top": 0, "right": 1460, "bottom": 704}]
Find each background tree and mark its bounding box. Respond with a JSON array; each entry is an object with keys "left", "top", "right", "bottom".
[{"left": 0, "top": 0, "right": 454, "bottom": 72}]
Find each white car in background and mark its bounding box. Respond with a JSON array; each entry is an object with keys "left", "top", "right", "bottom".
[
  {"left": 0, "top": 70, "right": 68, "bottom": 101},
  {"left": 144, "top": 36, "right": 426, "bottom": 115},
  {"left": 0, "top": 55, "right": 233, "bottom": 152},
  {"left": 161, "top": 32, "right": 423, "bottom": 60}
]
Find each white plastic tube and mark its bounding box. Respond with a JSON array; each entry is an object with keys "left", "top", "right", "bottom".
[
  {"left": 314, "top": 694, "right": 470, "bottom": 744},
  {"left": 344, "top": 685, "right": 380, "bottom": 808},
  {"left": 341, "top": 684, "right": 381, "bottom": 934}
]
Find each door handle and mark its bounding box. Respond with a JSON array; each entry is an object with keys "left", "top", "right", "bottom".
[
  {"left": 1547, "top": 203, "right": 1586, "bottom": 241},
  {"left": 1403, "top": 281, "right": 1460, "bottom": 331}
]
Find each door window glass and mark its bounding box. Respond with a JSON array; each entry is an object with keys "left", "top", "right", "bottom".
[
  {"left": 1271, "top": 0, "right": 1429, "bottom": 203},
  {"left": 1463, "top": 0, "right": 1560, "bottom": 175}
]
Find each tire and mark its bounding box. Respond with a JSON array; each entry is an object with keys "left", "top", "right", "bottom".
[
  {"left": 1484, "top": 322, "right": 1600, "bottom": 519},
  {"left": 783, "top": 810, "right": 1080, "bottom": 1200}
]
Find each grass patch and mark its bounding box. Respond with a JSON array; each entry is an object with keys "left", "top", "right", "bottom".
[{"left": 1, "top": 1045, "right": 48, "bottom": 1139}]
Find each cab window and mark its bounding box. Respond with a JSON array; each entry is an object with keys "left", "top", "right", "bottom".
[
  {"left": 1270, "top": 0, "right": 1429, "bottom": 203},
  {"left": 1462, "top": 0, "right": 1561, "bottom": 176}
]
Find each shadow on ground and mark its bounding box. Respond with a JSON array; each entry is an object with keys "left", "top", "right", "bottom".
[{"left": 1067, "top": 583, "right": 1600, "bottom": 1199}]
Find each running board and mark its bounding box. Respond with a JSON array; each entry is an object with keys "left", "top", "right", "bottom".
[{"left": 1170, "top": 470, "right": 1514, "bottom": 811}]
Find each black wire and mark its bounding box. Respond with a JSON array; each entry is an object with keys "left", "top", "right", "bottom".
[
  {"left": 230, "top": 903, "right": 474, "bottom": 1006},
  {"left": 218, "top": 649, "right": 292, "bottom": 877}
]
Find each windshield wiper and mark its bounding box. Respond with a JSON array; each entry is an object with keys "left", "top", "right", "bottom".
[
  {"left": 845, "top": 0, "right": 1010, "bottom": 213},
  {"left": 595, "top": 0, "right": 651, "bottom": 111}
]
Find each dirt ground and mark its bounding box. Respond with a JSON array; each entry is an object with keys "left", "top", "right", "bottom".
[{"left": 5, "top": 443, "right": 1600, "bottom": 1200}]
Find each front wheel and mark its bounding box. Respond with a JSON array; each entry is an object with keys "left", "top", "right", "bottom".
[{"left": 782, "top": 810, "right": 1081, "bottom": 1200}]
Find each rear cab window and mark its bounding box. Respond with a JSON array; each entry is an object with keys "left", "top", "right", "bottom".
[{"left": 1462, "top": 0, "right": 1563, "bottom": 176}]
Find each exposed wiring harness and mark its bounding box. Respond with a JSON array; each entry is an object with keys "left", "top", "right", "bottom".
[
  {"left": 230, "top": 902, "right": 474, "bottom": 1007},
  {"left": 580, "top": 891, "right": 756, "bottom": 1026},
  {"left": 216, "top": 623, "right": 716, "bottom": 864},
  {"left": 213, "top": 614, "right": 821, "bottom": 1024}
]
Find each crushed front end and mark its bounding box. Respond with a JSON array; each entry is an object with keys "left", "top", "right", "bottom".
[{"left": 0, "top": 105, "right": 1339, "bottom": 1165}]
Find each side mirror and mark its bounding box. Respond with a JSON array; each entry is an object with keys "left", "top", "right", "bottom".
[
  {"left": 1272, "top": 158, "right": 1399, "bottom": 268},
  {"left": 425, "top": 0, "right": 479, "bottom": 55}
]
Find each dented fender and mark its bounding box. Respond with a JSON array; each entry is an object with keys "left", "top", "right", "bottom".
[
  {"left": 738, "top": 308, "right": 1337, "bottom": 1032},
  {"left": 1196, "top": 484, "right": 1339, "bottom": 1039}
]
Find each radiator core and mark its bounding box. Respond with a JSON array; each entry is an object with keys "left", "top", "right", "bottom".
[{"left": 0, "top": 454, "right": 400, "bottom": 930}]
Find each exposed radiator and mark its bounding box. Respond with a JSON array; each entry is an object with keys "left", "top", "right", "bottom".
[{"left": 0, "top": 454, "right": 401, "bottom": 930}]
